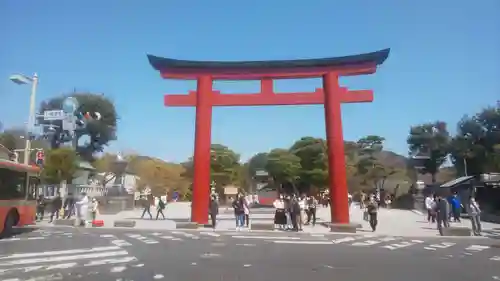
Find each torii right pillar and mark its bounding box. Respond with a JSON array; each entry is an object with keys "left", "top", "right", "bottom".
[{"left": 323, "top": 71, "right": 350, "bottom": 225}]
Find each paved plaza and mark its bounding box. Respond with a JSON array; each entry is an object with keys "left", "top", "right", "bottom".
[{"left": 37, "top": 202, "right": 500, "bottom": 238}]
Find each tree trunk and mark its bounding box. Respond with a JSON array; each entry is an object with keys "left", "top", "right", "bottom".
[{"left": 431, "top": 173, "right": 437, "bottom": 183}]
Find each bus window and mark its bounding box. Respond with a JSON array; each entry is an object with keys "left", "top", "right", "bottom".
[{"left": 0, "top": 168, "right": 27, "bottom": 200}]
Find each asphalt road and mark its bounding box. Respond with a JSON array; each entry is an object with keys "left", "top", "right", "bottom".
[{"left": 1, "top": 227, "right": 499, "bottom": 281}]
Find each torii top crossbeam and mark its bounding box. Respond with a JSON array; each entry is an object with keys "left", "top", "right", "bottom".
[{"left": 147, "top": 49, "right": 389, "bottom": 107}]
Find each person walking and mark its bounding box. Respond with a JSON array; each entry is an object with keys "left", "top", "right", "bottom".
[
  {"left": 36, "top": 195, "right": 46, "bottom": 221},
  {"left": 209, "top": 195, "right": 219, "bottom": 229},
  {"left": 140, "top": 196, "right": 153, "bottom": 219},
  {"left": 49, "top": 193, "right": 62, "bottom": 223},
  {"left": 470, "top": 197, "right": 482, "bottom": 236},
  {"left": 63, "top": 193, "right": 75, "bottom": 219},
  {"left": 273, "top": 195, "right": 286, "bottom": 229},
  {"left": 155, "top": 198, "right": 166, "bottom": 220},
  {"left": 366, "top": 196, "right": 378, "bottom": 231}
]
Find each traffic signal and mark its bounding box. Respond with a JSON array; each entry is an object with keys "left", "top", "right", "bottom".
[{"left": 75, "top": 112, "right": 86, "bottom": 128}]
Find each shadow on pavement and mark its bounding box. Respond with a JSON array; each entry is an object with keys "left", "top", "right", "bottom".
[{"left": 1, "top": 226, "right": 38, "bottom": 239}]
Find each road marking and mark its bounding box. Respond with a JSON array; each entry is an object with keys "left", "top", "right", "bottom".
[
  {"left": 125, "top": 233, "right": 159, "bottom": 244},
  {"left": 465, "top": 245, "right": 490, "bottom": 252},
  {"left": 0, "top": 250, "right": 129, "bottom": 266},
  {"left": 490, "top": 256, "right": 500, "bottom": 261},
  {"left": 232, "top": 235, "right": 301, "bottom": 240},
  {"left": 427, "top": 242, "right": 456, "bottom": 250},
  {"left": 332, "top": 237, "right": 357, "bottom": 244},
  {"left": 172, "top": 231, "right": 200, "bottom": 239},
  {"left": 0, "top": 246, "right": 121, "bottom": 260},
  {"left": 100, "top": 234, "right": 116, "bottom": 238},
  {"left": 84, "top": 256, "right": 137, "bottom": 266},
  {"left": 272, "top": 240, "right": 334, "bottom": 245},
  {"left": 352, "top": 240, "right": 384, "bottom": 246},
  {"left": 382, "top": 241, "right": 420, "bottom": 250},
  {"left": 200, "top": 232, "right": 221, "bottom": 237},
  {"left": 111, "top": 240, "right": 132, "bottom": 247}
]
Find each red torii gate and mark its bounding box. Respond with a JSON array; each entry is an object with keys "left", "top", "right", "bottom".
[{"left": 147, "top": 49, "right": 390, "bottom": 227}]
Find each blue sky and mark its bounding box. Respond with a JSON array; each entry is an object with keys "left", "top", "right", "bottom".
[{"left": 1, "top": 0, "right": 499, "bottom": 163}]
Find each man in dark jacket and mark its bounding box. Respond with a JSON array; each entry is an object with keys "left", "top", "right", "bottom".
[
  {"left": 435, "top": 195, "right": 450, "bottom": 236},
  {"left": 63, "top": 193, "right": 75, "bottom": 219},
  {"left": 209, "top": 195, "right": 219, "bottom": 229},
  {"left": 49, "top": 193, "right": 63, "bottom": 223}
]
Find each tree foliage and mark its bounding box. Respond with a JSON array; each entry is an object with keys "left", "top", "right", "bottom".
[
  {"left": 0, "top": 128, "right": 49, "bottom": 163},
  {"left": 265, "top": 148, "right": 302, "bottom": 185},
  {"left": 134, "top": 158, "right": 189, "bottom": 197},
  {"left": 38, "top": 92, "right": 118, "bottom": 161},
  {"left": 289, "top": 137, "right": 328, "bottom": 189},
  {"left": 449, "top": 104, "right": 500, "bottom": 175},
  {"left": 41, "top": 148, "right": 79, "bottom": 184},
  {"left": 407, "top": 121, "right": 451, "bottom": 182}
]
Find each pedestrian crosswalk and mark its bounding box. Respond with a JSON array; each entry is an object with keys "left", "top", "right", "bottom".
[
  {"left": 0, "top": 245, "right": 138, "bottom": 279},
  {"left": 94, "top": 230, "right": 496, "bottom": 256}
]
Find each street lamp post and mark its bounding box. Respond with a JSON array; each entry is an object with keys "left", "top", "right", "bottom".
[{"left": 9, "top": 73, "right": 39, "bottom": 165}]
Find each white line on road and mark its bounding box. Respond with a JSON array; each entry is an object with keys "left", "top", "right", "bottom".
[
  {"left": 232, "top": 236, "right": 301, "bottom": 240},
  {"left": 200, "top": 232, "right": 221, "bottom": 237},
  {"left": 172, "top": 231, "right": 200, "bottom": 239},
  {"left": 0, "top": 246, "right": 121, "bottom": 260},
  {"left": 465, "top": 245, "right": 490, "bottom": 251},
  {"left": 84, "top": 256, "right": 137, "bottom": 266},
  {"left": 111, "top": 240, "right": 132, "bottom": 247},
  {"left": 0, "top": 250, "right": 129, "bottom": 266},
  {"left": 272, "top": 240, "right": 334, "bottom": 245},
  {"left": 331, "top": 237, "right": 357, "bottom": 244},
  {"left": 126, "top": 234, "right": 159, "bottom": 244}
]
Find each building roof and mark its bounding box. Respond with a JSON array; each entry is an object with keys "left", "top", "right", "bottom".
[
  {"left": 147, "top": 49, "right": 390, "bottom": 78},
  {"left": 440, "top": 176, "right": 475, "bottom": 188}
]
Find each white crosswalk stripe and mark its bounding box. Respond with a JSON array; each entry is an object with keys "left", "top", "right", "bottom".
[
  {"left": 125, "top": 234, "right": 159, "bottom": 244},
  {"left": 171, "top": 231, "right": 200, "bottom": 239},
  {"left": 0, "top": 246, "right": 137, "bottom": 277}
]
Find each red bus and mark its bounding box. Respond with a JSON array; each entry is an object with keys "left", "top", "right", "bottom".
[{"left": 0, "top": 159, "right": 40, "bottom": 237}]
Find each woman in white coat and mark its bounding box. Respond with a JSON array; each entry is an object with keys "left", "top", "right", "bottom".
[{"left": 75, "top": 192, "right": 89, "bottom": 226}]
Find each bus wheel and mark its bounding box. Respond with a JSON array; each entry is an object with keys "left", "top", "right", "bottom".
[{"left": 1, "top": 211, "right": 16, "bottom": 238}]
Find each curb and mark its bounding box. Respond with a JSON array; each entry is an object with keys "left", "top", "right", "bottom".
[{"left": 30, "top": 224, "right": 490, "bottom": 239}]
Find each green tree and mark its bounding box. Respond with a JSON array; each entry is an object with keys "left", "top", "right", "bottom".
[
  {"left": 289, "top": 137, "right": 328, "bottom": 190},
  {"left": 182, "top": 144, "right": 242, "bottom": 194},
  {"left": 407, "top": 121, "right": 450, "bottom": 183},
  {"left": 265, "top": 148, "right": 301, "bottom": 187},
  {"left": 247, "top": 152, "right": 269, "bottom": 177},
  {"left": 41, "top": 148, "right": 79, "bottom": 184},
  {"left": 450, "top": 104, "right": 500, "bottom": 175},
  {"left": 38, "top": 92, "right": 118, "bottom": 161},
  {"left": 0, "top": 128, "right": 49, "bottom": 163}
]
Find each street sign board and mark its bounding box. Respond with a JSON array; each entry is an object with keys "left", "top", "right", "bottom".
[{"left": 43, "top": 110, "right": 65, "bottom": 121}]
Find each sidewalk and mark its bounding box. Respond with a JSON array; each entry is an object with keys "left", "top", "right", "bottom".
[{"left": 36, "top": 202, "right": 500, "bottom": 237}]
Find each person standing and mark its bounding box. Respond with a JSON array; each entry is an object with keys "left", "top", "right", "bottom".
[
  {"left": 243, "top": 195, "right": 250, "bottom": 228},
  {"left": 273, "top": 195, "right": 286, "bottom": 229},
  {"left": 209, "top": 195, "right": 219, "bottom": 229},
  {"left": 290, "top": 196, "right": 301, "bottom": 231},
  {"left": 435, "top": 194, "right": 450, "bottom": 236},
  {"left": 305, "top": 195, "right": 317, "bottom": 226},
  {"left": 449, "top": 194, "right": 462, "bottom": 222},
  {"left": 232, "top": 194, "right": 245, "bottom": 231},
  {"left": 425, "top": 194, "right": 436, "bottom": 223},
  {"left": 90, "top": 198, "right": 99, "bottom": 221},
  {"left": 75, "top": 192, "right": 89, "bottom": 226},
  {"left": 49, "top": 193, "right": 62, "bottom": 223}
]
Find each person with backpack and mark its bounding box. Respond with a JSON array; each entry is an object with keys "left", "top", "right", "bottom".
[{"left": 156, "top": 198, "right": 166, "bottom": 220}]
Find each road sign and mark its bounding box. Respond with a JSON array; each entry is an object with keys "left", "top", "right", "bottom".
[{"left": 43, "top": 110, "right": 65, "bottom": 121}]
